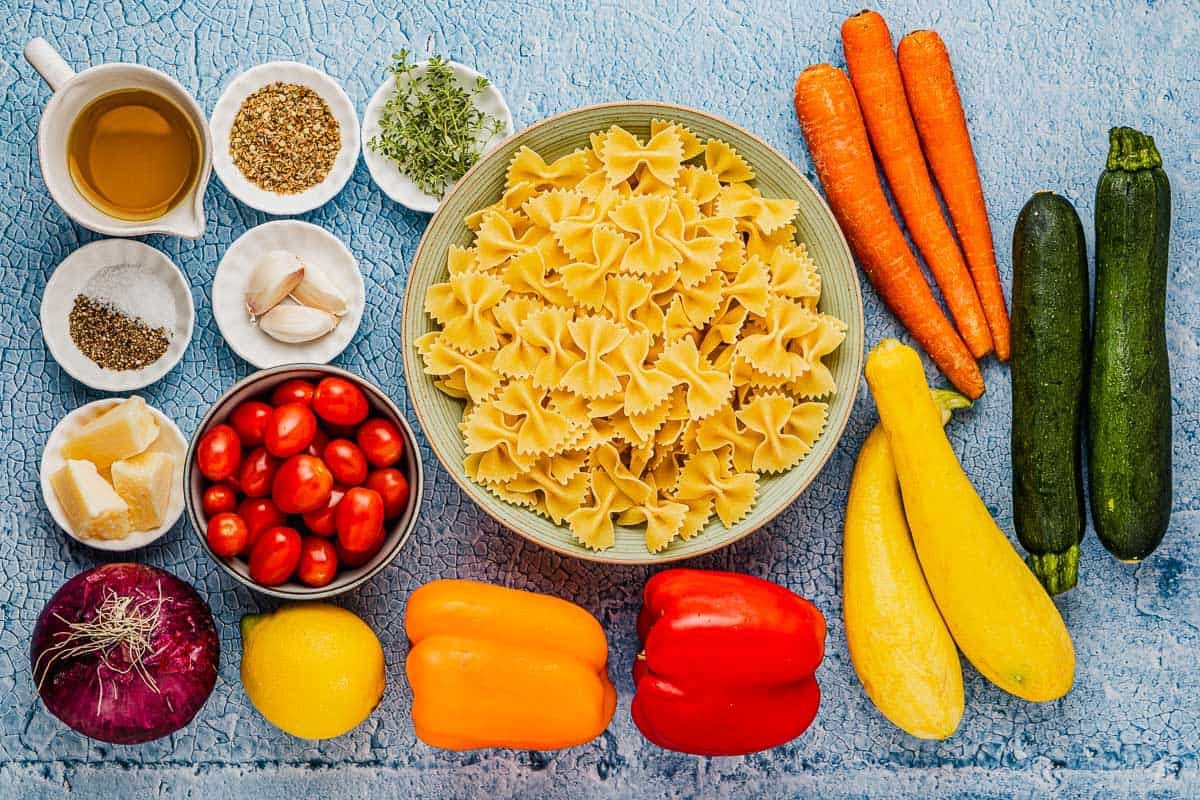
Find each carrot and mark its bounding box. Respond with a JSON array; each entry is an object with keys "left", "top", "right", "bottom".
[
  {"left": 898, "top": 29, "right": 1011, "bottom": 360},
  {"left": 841, "top": 11, "right": 993, "bottom": 359},
  {"left": 793, "top": 64, "right": 984, "bottom": 399}
]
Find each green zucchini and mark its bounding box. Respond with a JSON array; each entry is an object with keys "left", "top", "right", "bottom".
[
  {"left": 1089, "top": 127, "right": 1172, "bottom": 561},
  {"left": 1010, "top": 191, "right": 1089, "bottom": 593}
]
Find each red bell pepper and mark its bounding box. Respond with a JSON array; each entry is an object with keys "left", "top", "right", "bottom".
[{"left": 631, "top": 568, "right": 826, "bottom": 756}]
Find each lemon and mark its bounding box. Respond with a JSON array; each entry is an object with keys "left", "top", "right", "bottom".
[{"left": 240, "top": 603, "right": 385, "bottom": 739}]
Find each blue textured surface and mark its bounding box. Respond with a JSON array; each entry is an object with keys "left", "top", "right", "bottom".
[{"left": 2, "top": 1, "right": 1198, "bottom": 798}]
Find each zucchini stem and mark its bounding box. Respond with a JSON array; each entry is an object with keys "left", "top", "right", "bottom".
[
  {"left": 1106, "top": 127, "right": 1162, "bottom": 172},
  {"left": 1026, "top": 544, "right": 1080, "bottom": 595}
]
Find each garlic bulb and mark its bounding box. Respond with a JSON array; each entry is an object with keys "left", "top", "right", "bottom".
[
  {"left": 246, "top": 251, "right": 304, "bottom": 316},
  {"left": 258, "top": 304, "right": 338, "bottom": 343},
  {"left": 290, "top": 259, "right": 349, "bottom": 315}
]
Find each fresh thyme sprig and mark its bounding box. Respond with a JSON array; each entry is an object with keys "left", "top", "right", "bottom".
[{"left": 369, "top": 50, "right": 505, "bottom": 198}]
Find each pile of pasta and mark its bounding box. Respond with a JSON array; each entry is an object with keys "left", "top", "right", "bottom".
[{"left": 417, "top": 120, "right": 846, "bottom": 553}]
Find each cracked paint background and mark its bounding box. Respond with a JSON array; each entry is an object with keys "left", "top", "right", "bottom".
[{"left": 1, "top": 0, "right": 1198, "bottom": 797}]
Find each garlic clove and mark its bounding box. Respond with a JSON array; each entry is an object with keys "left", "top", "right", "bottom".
[
  {"left": 290, "top": 259, "right": 349, "bottom": 316},
  {"left": 246, "top": 250, "right": 305, "bottom": 316},
  {"left": 257, "top": 304, "right": 338, "bottom": 343}
]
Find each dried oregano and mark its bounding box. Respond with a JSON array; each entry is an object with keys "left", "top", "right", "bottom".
[{"left": 230, "top": 82, "right": 341, "bottom": 194}]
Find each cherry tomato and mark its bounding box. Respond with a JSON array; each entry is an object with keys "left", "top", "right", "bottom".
[
  {"left": 305, "top": 427, "right": 331, "bottom": 457},
  {"left": 202, "top": 484, "right": 239, "bottom": 516},
  {"left": 301, "top": 487, "right": 345, "bottom": 536},
  {"left": 238, "top": 497, "right": 286, "bottom": 548},
  {"left": 297, "top": 537, "right": 339, "bottom": 587},
  {"left": 238, "top": 447, "right": 279, "bottom": 498},
  {"left": 335, "top": 486, "right": 385, "bottom": 552},
  {"left": 365, "top": 468, "right": 410, "bottom": 519},
  {"left": 271, "top": 379, "right": 315, "bottom": 407},
  {"left": 323, "top": 439, "right": 369, "bottom": 486},
  {"left": 196, "top": 424, "right": 243, "bottom": 481},
  {"left": 206, "top": 512, "right": 248, "bottom": 557},
  {"left": 356, "top": 418, "right": 405, "bottom": 468},
  {"left": 229, "top": 401, "right": 272, "bottom": 448},
  {"left": 248, "top": 526, "right": 302, "bottom": 586},
  {"left": 312, "top": 377, "right": 370, "bottom": 427},
  {"left": 336, "top": 538, "right": 379, "bottom": 568},
  {"left": 264, "top": 402, "right": 317, "bottom": 458},
  {"left": 272, "top": 454, "right": 334, "bottom": 514}
]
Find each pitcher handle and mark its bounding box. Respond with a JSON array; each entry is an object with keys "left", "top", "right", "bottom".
[{"left": 25, "top": 38, "right": 75, "bottom": 92}]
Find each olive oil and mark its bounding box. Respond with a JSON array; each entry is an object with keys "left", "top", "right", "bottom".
[{"left": 67, "top": 88, "right": 201, "bottom": 221}]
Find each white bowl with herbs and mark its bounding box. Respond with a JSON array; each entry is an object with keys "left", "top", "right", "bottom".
[
  {"left": 362, "top": 52, "right": 512, "bottom": 213},
  {"left": 212, "top": 220, "right": 364, "bottom": 368},
  {"left": 210, "top": 61, "right": 360, "bottom": 215},
  {"left": 41, "top": 239, "right": 194, "bottom": 392}
]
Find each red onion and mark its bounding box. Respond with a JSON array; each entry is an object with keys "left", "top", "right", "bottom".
[{"left": 31, "top": 563, "right": 219, "bottom": 745}]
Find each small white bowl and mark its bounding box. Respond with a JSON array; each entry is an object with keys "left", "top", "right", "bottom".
[
  {"left": 212, "top": 220, "right": 364, "bottom": 368},
  {"left": 210, "top": 61, "right": 360, "bottom": 215},
  {"left": 362, "top": 60, "right": 512, "bottom": 213},
  {"left": 41, "top": 398, "right": 187, "bottom": 552},
  {"left": 41, "top": 239, "right": 194, "bottom": 392}
]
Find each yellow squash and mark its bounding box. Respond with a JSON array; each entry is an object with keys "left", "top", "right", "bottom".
[
  {"left": 844, "top": 390, "right": 969, "bottom": 739},
  {"left": 865, "top": 339, "right": 1075, "bottom": 702}
]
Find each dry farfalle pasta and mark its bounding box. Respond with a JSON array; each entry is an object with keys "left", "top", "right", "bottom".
[{"left": 418, "top": 121, "right": 846, "bottom": 553}]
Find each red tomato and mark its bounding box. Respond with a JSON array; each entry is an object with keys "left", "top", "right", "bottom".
[
  {"left": 196, "top": 424, "right": 243, "bottom": 481},
  {"left": 297, "top": 537, "right": 339, "bottom": 587},
  {"left": 264, "top": 403, "right": 317, "bottom": 458},
  {"left": 365, "top": 468, "right": 410, "bottom": 518},
  {"left": 336, "top": 538, "right": 380, "bottom": 568},
  {"left": 335, "top": 487, "right": 385, "bottom": 552},
  {"left": 312, "top": 377, "right": 370, "bottom": 427},
  {"left": 305, "top": 427, "right": 331, "bottom": 457},
  {"left": 248, "top": 526, "right": 302, "bottom": 585},
  {"left": 202, "top": 484, "right": 239, "bottom": 516},
  {"left": 238, "top": 447, "right": 279, "bottom": 498},
  {"left": 301, "top": 487, "right": 345, "bottom": 536},
  {"left": 229, "top": 401, "right": 272, "bottom": 448},
  {"left": 206, "top": 512, "right": 248, "bottom": 557},
  {"left": 356, "top": 418, "right": 405, "bottom": 468},
  {"left": 323, "top": 439, "right": 369, "bottom": 486},
  {"left": 271, "top": 379, "right": 315, "bottom": 407},
  {"left": 272, "top": 454, "right": 334, "bottom": 514},
  {"left": 238, "top": 497, "right": 286, "bottom": 548}
]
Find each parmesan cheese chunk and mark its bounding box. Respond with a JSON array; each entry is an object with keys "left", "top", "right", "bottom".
[
  {"left": 62, "top": 396, "right": 160, "bottom": 469},
  {"left": 111, "top": 451, "right": 175, "bottom": 531},
  {"left": 50, "top": 460, "right": 130, "bottom": 540}
]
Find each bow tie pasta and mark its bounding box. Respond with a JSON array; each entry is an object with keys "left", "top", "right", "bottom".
[{"left": 418, "top": 121, "right": 846, "bottom": 553}]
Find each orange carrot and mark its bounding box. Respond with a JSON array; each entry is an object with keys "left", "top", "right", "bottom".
[
  {"left": 793, "top": 64, "right": 984, "bottom": 399},
  {"left": 898, "top": 29, "right": 1010, "bottom": 360},
  {"left": 841, "top": 11, "right": 993, "bottom": 359}
]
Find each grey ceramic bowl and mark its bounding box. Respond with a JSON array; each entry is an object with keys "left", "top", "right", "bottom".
[{"left": 185, "top": 364, "right": 423, "bottom": 599}]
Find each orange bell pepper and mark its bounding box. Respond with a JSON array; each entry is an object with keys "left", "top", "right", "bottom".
[{"left": 404, "top": 579, "right": 616, "bottom": 750}]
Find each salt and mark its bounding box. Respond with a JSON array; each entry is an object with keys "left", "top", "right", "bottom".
[{"left": 82, "top": 264, "right": 177, "bottom": 330}]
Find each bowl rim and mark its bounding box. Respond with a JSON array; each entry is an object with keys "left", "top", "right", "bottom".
[
  {"left": 184, "top": 363, "right": 425, "bottom": 598},
  {"left": 402, "top": 100, "right": 863, "bottom": 564}
]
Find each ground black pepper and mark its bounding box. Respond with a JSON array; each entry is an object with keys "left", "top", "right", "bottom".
[{"left": 69, "top": 295, "right": 171, "bottom": 371}]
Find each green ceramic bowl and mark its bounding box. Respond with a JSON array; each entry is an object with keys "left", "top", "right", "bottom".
[{"left": 402, "top": 101, "right": 863, "bottom": 564}]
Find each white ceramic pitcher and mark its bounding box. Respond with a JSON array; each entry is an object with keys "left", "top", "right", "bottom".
[{"left": 24, "top": 38, "right": 212, "bottom": 239}]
